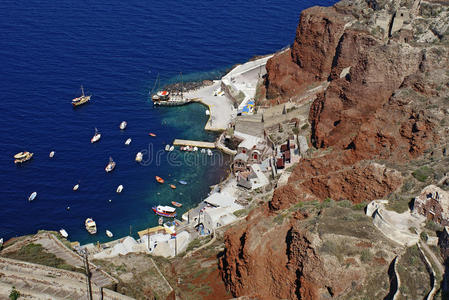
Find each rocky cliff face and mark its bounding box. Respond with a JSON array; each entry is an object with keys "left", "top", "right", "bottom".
[{"left": 221, "top": 0, "right": 449, "bottom": 298}]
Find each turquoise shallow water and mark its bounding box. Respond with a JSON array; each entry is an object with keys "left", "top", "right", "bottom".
[{"left": 0, "top": 0, "right": 338, "bottom": 244}]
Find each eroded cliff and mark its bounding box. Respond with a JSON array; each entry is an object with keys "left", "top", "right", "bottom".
[{"left": 221, "top": 0, "right": 449, "bottom": 298}]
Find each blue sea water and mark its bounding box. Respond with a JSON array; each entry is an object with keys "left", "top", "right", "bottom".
[{"left": 0, "top": 0, "right": 337, "bottom": 244}]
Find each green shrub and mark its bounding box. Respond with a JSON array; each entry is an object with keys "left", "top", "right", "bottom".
[
  {"left": 301, "top": 123, "right": 309, "bottom": 130},
  {"left": 420, "top": 232, "right": 428, "bottom": 242},
  {"left": 9, "top": 286, "right": 20, "bottom": 300},
  {"left": 425, "top": 220, "right": 443, "bottom": 232},
  {"left": 292, "top": 127, "right": 299, "bottom": 135},
  {"left": 412, "top": 166, "right": 434, "bottom": 182},
  {"left": 360, "top": 249, "right": 372, "bottom": 263},
  {"left": 337, "top": 200, "right": 352, "bottom": 208}
]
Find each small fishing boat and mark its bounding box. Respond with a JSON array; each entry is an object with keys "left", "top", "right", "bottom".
[
  {"left": 155, "top": 176, "right": 164, "bottom": 184},
  {"left": 169, "top": 145, "right": 174, "bottom": 152},
  {"left": 72, "top": 85, "right": 91, "bottom": 107},
  {"left": 73, "top": 183, "right": 79, "bottom": 191},
  {"left": 170, "top": 184, "right": 176, "bottom": 189},
  {"left": 59, "top": 229, "right": 68, "bottom": 238},
  {"left": 28, "top": 192, "right": 37, "bottom": 202},
  {"left": 105, "top": 157, "right": 116, "bottom": 172},
  {"left": 179, "top": 180, "right": 187, "bottom": 185},
  {"left": 165, "top": 145, "right": 170, "bottom": 151},
  {"left": 106, "top": 230, "right": 113, "bottom": 238},
  {"left": 125, "top": 138, "right": 132, "bottom": 145},
  {"left": 49, "top": 151, "right": 55, "bottom": 158},
  {"left": 193, "top": 146, "right": 198, "bottom": 152},
  {"left": 135, "top": 152, "right": 143, "bottom": 162},
  {"left": 200, "top": 149, "right": 206, "bottom": 154},
  {"left": 91, "top": 128, "right": 101, "bottom": 143},
  {"left": 120, "top": 121, "right": 127, "bottom": 130},
  {"left": 205, "top": 110, "right": 210, "bottom": 116},
  {"left": 158, "top": 217, "right": 163, "bottom": 225},
  {"left": 14, "top": 151, "right": 33, "bottom": 164},
  {"left": 207, "top": 149, "right": 213, "bottom": 156},
  {"left": 171, "top": 201, "right": 182, "bottom": 207},
  {"left": 152, "top": 205, "right": 176, "bottom": 218},
  {"left": 116, "top": 185, "right": 123, "bottom": 193},
  {"left": 85, "top": 218, "right": 97, "bottom": 234},
  {"left": 149, "top": 132, "right": 156, "bottom": 137}
]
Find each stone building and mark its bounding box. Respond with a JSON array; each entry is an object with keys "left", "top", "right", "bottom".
[
  {"left": 232, "top": 136, "right": 272, "bottom": 174},
  {"left": 412, "top": 185, "right": 449, "bottom": 226}
]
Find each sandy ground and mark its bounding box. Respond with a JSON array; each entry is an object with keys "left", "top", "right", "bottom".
[{"left": 185, "top": 81, "right": 236, "bottom": 131}]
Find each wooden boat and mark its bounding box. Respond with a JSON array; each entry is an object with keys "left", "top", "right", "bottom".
[
  {"left": 152, "top": 205, "right": 176, "bottom": 218},
  {"left": 120, "top": 121, "right": 127, "bottom": 130},
  {"left": 72, "top": 85, "right": 91, "bottom": 107},
  {"left": 155, "top": 176, "right": 164, "bottom": 184},
  {"left": 105, "top": 157, "right": 116, "bottom": 172},
  {"left": 151, "top": 73, "right": 193, "bottom": 106},
  {"left": 179, "top": 180, "right": 187, "bottom": 185},
  {"left": 135, "top": 152, "right": 143, "bottom": 162},
  {"left": 171, "top": 201, "right": 182, "bottom": 207},
  {"left": 170, "top": 184, "right": 176, "bottom": 189},
  {"left": 49, "top": 151, "right": 55, "bottom": 158},
  {"left": 106, "top": 230, "right": 113, "bottom": 238},
  {"left": 59, "top": 229, "right": 68, "bottom": 238},
  {"left": 148, "top": 132, "right": 156, "bottom": 137},
  {"left": 14, "top": 151, "right": 33, "bottom": 164},
  {"left": 125, "top": 138, "right": 132, "bottom": 145},
  {"left": 85, "top": 218, "right": 97, "bottom": 234},
  {"left": 73, "top": 183, "right": 79, "bottom": 191},
  {"left": 28, "top": 192, "right": 37, "bottom": 202},
  {"left": 91, "top": 128, "right": 101, "bottom": 143},
  {"left": 116, "top": 184, "right": 123, "bottom": 193}
]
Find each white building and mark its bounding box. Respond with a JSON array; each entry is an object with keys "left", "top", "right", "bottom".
[{"left": 203, "top": 207, "right": 238, "bottom": 232}]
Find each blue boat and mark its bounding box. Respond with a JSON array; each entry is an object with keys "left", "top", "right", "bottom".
[{"left": 179, "top": 180, "right": 187, "bottom": 185}]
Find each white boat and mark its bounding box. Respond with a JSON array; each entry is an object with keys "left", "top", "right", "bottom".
[
  {"left": 125, "top": 138, "right": 132, "bottom": 145},
  {"left": 85, "top": 218, "right": 97, "bottom": 235},
  {"left": 205, "top": 110, "right": 210, "bottom": 116},
  {"left": 91, "top": 128, "right": 101, "bottom": 143},
  {"left": 165, "top": 144, "right": 170, "bottom": 151},
  {"left": 169, "top": 145, "right": 174, "bottom": 151},
  {"left": 116, "top": 184, "right": 123, "bottom": 193},
  {"left": 120, "top": 121, "right": 127, "bottom": 130},
  {"left": 28, "top": 192, "right": 37, "bottom": 202},
  {"left": 106, "top": 230, "right": 113, "bottom": 238},
  {"left": 158, "top": 217, "right": 163, "bottom": 225},
  {"left": 49, "top": 151, "right": 55, "bottom": 158},
  {"left": 201, "top": 148, "right": 206, "bottom": 154},
  {"left": 207, "top": 149, "right": 212, "bottom": 156},
  {"left": 0, "top": 238, "right": 3, "bottom": 248},
  {"left": 105, "top": 157, "right": 116, "bottom": 172},
  {"left": 59, "top": 229, "right": 68, "bottom": 238},
  {"left": 193, "top": 146, "right": 198, "bottom": 152},
  {"left": 73, "top": 184, "right": 79, "bottom": 191},
  {"left": 135, "top": 152, "right": 143, "bottom": 162}
]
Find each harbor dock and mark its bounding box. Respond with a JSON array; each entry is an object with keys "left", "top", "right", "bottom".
[{"left": 173, "top": 139, "right": 215, "bottom": 148}]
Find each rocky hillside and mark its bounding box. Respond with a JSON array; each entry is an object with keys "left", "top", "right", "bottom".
[{"left": 220, "top": 0, "right": 449, "bottom": 299}]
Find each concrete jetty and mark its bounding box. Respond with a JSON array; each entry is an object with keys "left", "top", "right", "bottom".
[{"left": 173, "top": 139, "right": 215, "bottom": 148}]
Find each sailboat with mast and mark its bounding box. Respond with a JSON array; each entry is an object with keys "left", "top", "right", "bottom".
[
  {"left": 150, "top": 73, "right": 193, "bottom": 106},
  {"left": 72, "top": 85, "right": 91, "bottom": 107}
]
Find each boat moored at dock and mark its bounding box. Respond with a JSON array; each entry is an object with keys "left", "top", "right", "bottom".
[
  {"left": 152, "top": 205, "right": 176, "bottom": 218},
  {"left": 14, "top": 151, "right": 33, "bottom": 164},
  {"left": 59, "top": 229, "right": 68, "bottom": 238},
  {"left": 106, "top": 230, "right": 113, "bottom": 238}
]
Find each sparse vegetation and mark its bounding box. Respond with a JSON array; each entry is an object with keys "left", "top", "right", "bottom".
[
  {"left": 425, "top": 220, "right": 443, "bottom": 232},
  {"left": 412, "top": 166, "right": 434, "bottom": 182},
  {"left": 9, "top": 286, "right": 20, "bottom": 300},
  {"left": 3, "top": 243, "right": 83, "bottom": 273}
]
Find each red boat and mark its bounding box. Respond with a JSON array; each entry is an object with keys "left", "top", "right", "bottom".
[
  {"left": 171, "top": 201, "right": 182, "bottom": 207},
  {"left": 170, "top": 184, "right": 176, "bottom": 189},
  {"left": 149, "top": 132, "right": 156, "bottom": 137},
  {"left": 152, "top": 205, "right": 176, "bottom": 218},
  {"left": 155, "top": 176, "right": 164, "bottom": 184}
]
